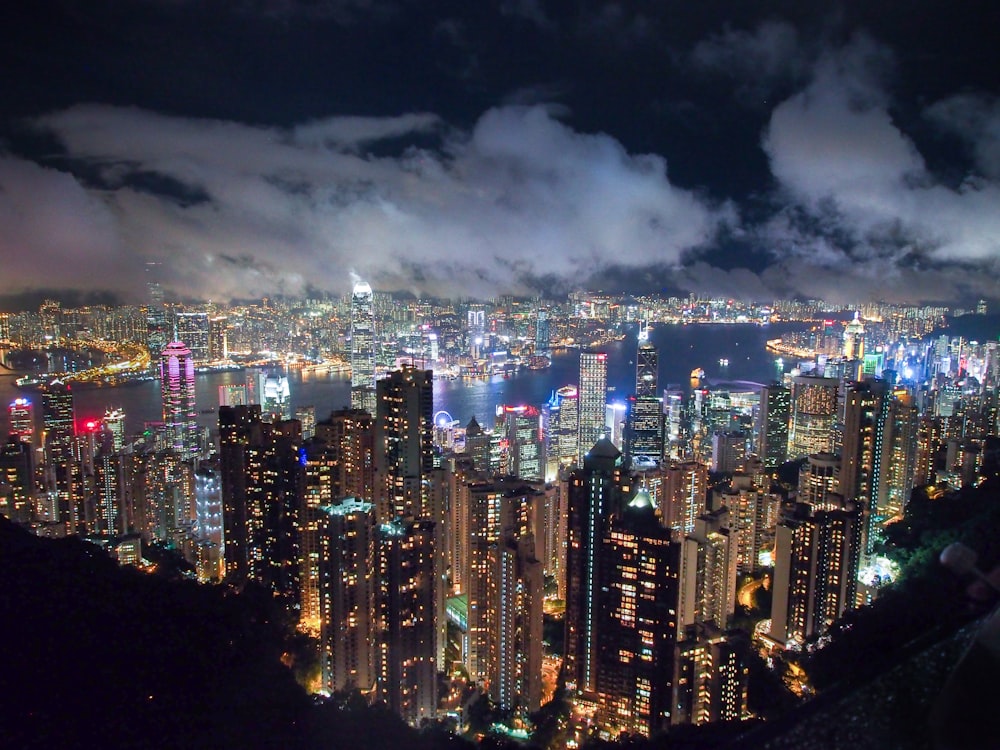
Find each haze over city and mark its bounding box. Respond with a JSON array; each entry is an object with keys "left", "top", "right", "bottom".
[{"left": 1, "top": 1, "right": 999, "bottom": 307}]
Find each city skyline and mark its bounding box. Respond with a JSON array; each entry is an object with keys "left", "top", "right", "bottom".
[{"left": 0, "top": 2, "right": 998, "bottom": 308}]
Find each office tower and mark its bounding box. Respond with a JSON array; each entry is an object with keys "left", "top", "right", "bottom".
[
  {"left": 379, "top": 518, "right": 438, "bottom": 725},
  {"left": 711, "top": 431, "right": 746, "bottom": 474},
  {"left": 672, "top": 624, "right": 749, "bottom": 727},
  {"left": 8, "top": 397, "right": 33, "bottom": 444},
  {"left": 843, "top": 312, "right": 865, "bottom": 360},
  {"left": 565, "top": 437, "right": 630, "bottom": 695},
  {"left": 769, "top": 463, "right": 861, "bottom": 645},
  {"left": 295, "top": 405, "right": 316, "bottom": 440},
  {"left": 578, "top": 351, "right": 608, "bottom": 464},
  {"left": 41, "top": 379, "right": 74, "bottom": 452},
  {"left": 679, "top": 508, "right": 737, "bottom": 634},
  {"left": 496, "top": 404, "right": 544, "bottom": 481},
  {"left": 468, "top": 304, "right": 486, "bottom": 359},
  {"left": 103, "top": 408, "right": 126, "bottom": 453},
  {"left": 712, "top": 474, "right": 778, "bottom": 575},
  {"left": 594, "top": 489, "right": 680, "bottom": 738},
  {"left": 627, "top": 339, "right": 663, "bottom": 466},
  {"left": 0, "top": 436, "right": 34, "bottom": 523},
  {"left": 175, "top": 311, "right": 210, "bottom": 364},
  {"left": 788, "top": 375, "right": 839, "bottom": 460},
  {"left": 160, "top": 342, "right": 199, "bottom": 458},
  {"left": 374, "top": 366, "right": 433, "bottom": 521},
  {"left": 93, "top": 445, "right": 123, "bottom": 537},
  {"left": 661, "top": 460, "right": 709, "bottom": 535},
  {"left": 798, "top": 452, "right": 841, "bottom": 507},
  {"left": 551, "top": 386, "right": 580, "bottom": 469},
  {"left": 841, "top": 381, "right": 890, "bottom": 558},
  {"left": 535, "top": 307, "right": 550, "bottom": 354},
  {"left": 756, "top": 383, "right": 790, "bottom": 469},
  {"left": 219, "top": 383, "right": 248, "bottom": 408},
  {"left": 914, "top": 415, "right": 942, "bottom": 486},
  {"left": 351, "top": 280, "right": 377, "bottom": 413},
  {"left": 319, "top": 497, "right": 378, "bottom": 697},
  {"left": 258, "top": 370, "right": 292, "bottom": 422}
]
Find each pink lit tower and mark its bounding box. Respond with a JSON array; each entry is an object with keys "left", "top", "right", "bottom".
[{"left": 161, "top": 341, "right": 199, "bottom": 457}]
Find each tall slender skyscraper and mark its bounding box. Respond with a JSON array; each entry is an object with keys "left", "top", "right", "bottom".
[
  {"left": 757, "top": 383, "right": 790, "bottom": 469},
  {"left": 788, "top": 375, "right": 839, "bottom": 460},
  {"left": 578, "top": 351, "right": 608, "bottom": 464},
  {"left": 375, "top": 366, "right": 433, "bottom": 521},
  {"left": 351, "top": 280, "right": 376, "bottom": 413},
  {"left": 626, "top": 340, "right": 663, "bottom": 466},
  {"left": 160, "top": 342, "right": 199, "bottom": 458}
]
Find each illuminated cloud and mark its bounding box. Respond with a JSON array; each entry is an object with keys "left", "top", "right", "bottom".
[{"left": 15, "top": 103, "right": 727, "bottom": 301}]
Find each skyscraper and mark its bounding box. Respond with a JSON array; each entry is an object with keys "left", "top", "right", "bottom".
[
  {"left": 551, "top": 385, "right": 580, "bottom": 469},
  {"left": 351, "top": 280, "right": 376, "bottom": 413},
  {"left": 840, "top": 380, "right": 890, "bottom": 558},
  {"left": 374, "top": 366, "right": 433, "bottom": 521},
  {"left": 175, "top": 311, "right": 211, "bottom": 364},
  {"left": 626, "top": 340, "right": 663, "bottom": 467},
  {"left": 160, "top": 342, "right": 199, "bottom": 458},
  {"left": 756, "top": 383, "right": 790, "bottom": 469},
  {"left": 8, "top": 397, "right": 33, "bottom": 444},
  {"left": 565, "top": 437, "right": 629, "bottom": 695},
  {"left": 787, "top": 375, "right": 839, "bottom": 460},
  {"left": 379, "top": 517, "right": 438, "bottom": 725},
  {"left": 319, "top": 497, "right": 378, "bottom": 697},
  {"left": 679, "top": 508, "right": 737, "bottom": 633},
  {"left": 578, "top": 351, "right": 608, "bottom": 464},
  {"left": 496, "top": 404, "right": 544, "bottom": 481},
  {"left": 594, "top": 488, "right": 680, "bottom": 737}
]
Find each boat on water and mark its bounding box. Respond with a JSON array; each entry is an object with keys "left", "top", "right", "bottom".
[{"left": 690, "top": 367, "right": 705, "bottom": 379}]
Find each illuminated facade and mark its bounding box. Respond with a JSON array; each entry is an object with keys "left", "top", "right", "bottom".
[
  {"left": 788, "top": 375, "right": 839, "bottom": 460},
  {"left": 679, "top": 508, "right": 737, "bottom": 634},
  {"left": 550, "top": 385, "right": 580, "bottom": 469},
  {"left": 841, "top": 381, "right": 890, "bottom": 557},
  {"left": 496, "top": 404, "right": 544, "bottom": 481},
  {"left": 175, "top": 311, "right": 210, "bottom": 364},
  {"left": 160, "top": 342, "right": 199, "bottom": 458},
  {"left": 756, "top": 383, "right": 790, "bottom": 469},
  {"left": 374, "top": 366, "right": 433, "bottom": 521},
  {"left": 351, "top": 280, "right": 376, "bottom": 413},
  {"left": 319, "top": 497, "right": 378, "bottom": 697},
  {"left": 378, "top": 517, "right": 438, "bottom": 726},
  {"left": 626, "top": 339, "right": 662, "bottom": 466},
  {"left": 661, "top": 460, "right": 709, "bottom": 535},
  {"left": 594, "top": 489, "right": 680, "bottom": 738},
  {"left": 578, "top": 351, "right": 608, "bottom": 464},
  {"left": 769, "top": 468, "right": 861, "bottom": 645},
  {"left": 672, "top": 624, "right": 748, "bottom": 727},
  {"left": 565, "top": 437, "right": 629, "bottom": 695},
  {"left": 8, "top": 397, "right": 33, "bottom": 444}
]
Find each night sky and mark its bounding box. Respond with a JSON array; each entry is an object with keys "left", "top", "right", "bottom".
[{"left": 1, "top": 1, "right": 999, "bottom": 306}]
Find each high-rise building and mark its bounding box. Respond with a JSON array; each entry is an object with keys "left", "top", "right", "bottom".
[
  {"left": 295, "top": 405, "right": 316, "bottom": 440},
  {"left": 351, "top": 280, "right": 377, "bottom": 413},
  {"left": 661, "top": 460, "right": 709, "bottom": 535},
  {"left": 103, "top": 408, "right": 126, "bottom": 453},
  {"left": 258, "top": 370, "right": 292, "bottom": 422},
  {"left": 160, "top": 342, "right": 199, "bottom": 458},
  {"left": 769, "top": 460, "right": 861, "bottom": 645},
  {"left": 883, "top": 388, "right": 919, "bottom": 520},
  {"left": 788, "top": 375, "right": 839, "bottom": 460},
  {"left": 578, "top": 351, "right": 608, "bottom": 463},
  {"left": 843, "top": 312, "right": 865, "bottom": 361},
  {"left": 594, "top": 488, "right": 680, "bottom": 738},
  {"left": 756, "top": 383, "right": 790, "bottom": 469},
  {"left": 672, "top": 624, "right": 749, "bottom": 727},
  {"left": 219, "top": 383, "right": 249, "bottom": 407},
  {"left": 219, "top": 406, "right": 305, "bottom": 606},
  {"left": 711, "top": 473, "right": 778, "bottom": 575},
  {"left": 679, "top": 508, "right": 737, "bottom": 634},
  {"left": 535, "top": 307, "right": 550, "bottom": 354},
  {"left": 565, "top": 437, "right": 630, "bottom": 695},
  {"left": 0, "top": 436, "right": 34, "bottom": 523},
  {"left": 374, "top": 366, "right": 433, "bottom": 521},
  {"left": 711, "top": 431, "right": 746, "bottom": 474},
  {"left": 378, "top": 517, "right": 438, "bottom": 725},
  {"left": 463, "top": 416, "right": 491, "bottom": 474},
  {"left": 550, "top": 386, "right": 580, "bottom": 469},
  {"left": 175, "top": 311, "right": 211, "bottom": 364},
  {"left": 145, "top": 267, "right": 169, "bottom": 359},
  {"left": 8, "top": 397, "right": 33, "bottom": 444},
  {"left": 496, "top": 405, "right": 544, "bottom": 481},
  {"left": 319, "top": 497, "right": 378, "bottom": 697},
  {"left": 626, "top": 340, "right": 662, "bottom": 467},
  {"left": 840, "top": 381, "right": 890, "bottom": 557}
]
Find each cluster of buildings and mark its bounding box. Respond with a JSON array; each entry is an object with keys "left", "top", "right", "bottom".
[{"left": 1, "top": 284, "right": 998, "bottom": 741}]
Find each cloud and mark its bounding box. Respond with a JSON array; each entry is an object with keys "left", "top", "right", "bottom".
[
  {"left": 691, "top": 20, "right": 807, "bottom": 99},
  {"left": 925, "top": 93, "right": 1000, "bottom": 181},
  {"left": 12, "top": 103, "right": 727, "bottom": 302},
  {"left": 758, "top": 33, "right": 1000, "bottom": 299}
]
